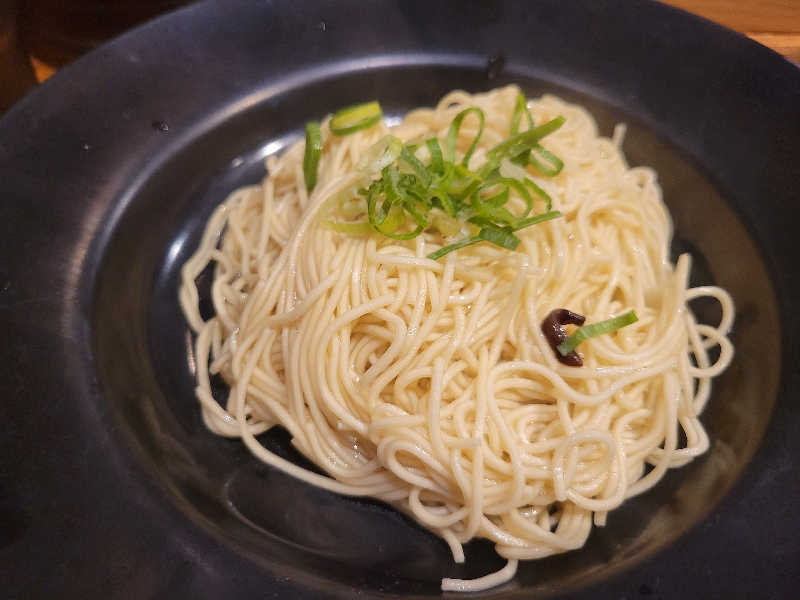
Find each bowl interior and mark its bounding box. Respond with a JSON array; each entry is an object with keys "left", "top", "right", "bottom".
[{"left": 91, "top": 64, "right": 780, "bottom": 597}]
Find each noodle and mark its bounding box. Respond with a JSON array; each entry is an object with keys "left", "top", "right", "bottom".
[{"left": 179, "top": 86, "right": 734, "bottom": 591}]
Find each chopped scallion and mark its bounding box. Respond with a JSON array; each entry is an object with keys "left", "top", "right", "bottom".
[
  {"left": 303, "top": 121, "right": 322, "bottom": 192},
  {"left": 426, "top": 235, "right": 483, "bottom": 261},
  {"left": 529, "top": 144, "right": 564, "bottom": 176},
  {"left": 512, "top": 210, "right": 562, "bottom": 231},
  {"left": 557, "top": 310, "right": 639, "bottom": 356},
  {"left": 509, "top": 92, "right": 533, "bottom": 136},
  {"left": 489, "top": 116, "right": 565, "bottom": 160},
  {"left": 478, "top": 225, "right": 520, "bottom": 250},
  {"left": 356, "top": 135, "right": 402, "bottom": 174},
  {"left": 400, "top": 146, "right": 432, "bottom": 187},
  {"left": 445, "top": 107, "right": 485, "bottom": 166},
  {"left": 426, "top": 138, "right": 444, "bottom": 174},
  {"left": 319, "top": 96, "right": 567, "bottom": 260},
  {"left": 330, "top": 101, "right": 383, "bottom": 135}
]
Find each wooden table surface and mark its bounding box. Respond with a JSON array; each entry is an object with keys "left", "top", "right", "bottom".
[{"left": 26, "top": 0, "right": 800, "bottom": 83}]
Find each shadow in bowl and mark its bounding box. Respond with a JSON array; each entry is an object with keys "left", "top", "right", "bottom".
[{"left": 91, "top": 63, "right": 780, "bottom": 598}]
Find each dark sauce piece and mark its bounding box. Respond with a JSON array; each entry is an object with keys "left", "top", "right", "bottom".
[
  {"left": 485, "top": 53, "right": 506, "bottom": 80},
  {"left": 541, "top": 308, "right": 585, "bottom": 366}
]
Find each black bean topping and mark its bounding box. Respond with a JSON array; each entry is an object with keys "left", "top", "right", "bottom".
[{"left": 541, "top": 308, "right": 585, "bottom": 367}]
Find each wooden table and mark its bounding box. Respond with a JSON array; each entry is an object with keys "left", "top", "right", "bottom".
[{"left": 27, "top": 0, "right": 800, "bottom": 83}]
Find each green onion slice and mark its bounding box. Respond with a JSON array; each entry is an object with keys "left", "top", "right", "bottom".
[
  {"left": 303, "top": 121, "right": 322, "bottom": 192},
  {"left": 321, "top": 97, "right": 568, "bottom": 260},
  {"left": 499, "top": 157, "right": 553, "bottom": 212},
  {"left": 426, "top": 138, "right": 444, "bottom": 174},
  {"left": 471, "top": 196, "right": 516, "bottom": 226},
  {"left": 529, "top": 144, "right": 564, "bottom": 176},
  {"left": 399, "top": 146, "right": 432, "bottom": 187},
  {"left": 524, "top": 179, "right": 553, "bottom": 212},
  {"left": 319, "top": 185, "right": 371, "bottom": 234},
  {"left": 377, "top": 207, "right": 425, "bottom": 240},
  {"left": 557, "top": 310, "right": 639, "bottom": 356},
  {"left": 442, "top": 163, "right": 483, "bottom": 200},
  {"left": 445, "top": 107, "right": 485, "bottom": 166},
  {"left": 489, "top": 116, "right": 565, "bottom": 160},
  {"left": 356, "top": 135, "right": 402, "bottom": 174},
  {"left": 478, "top": 225, "right": 520, "bottom": 250},
  {"left": 330, "top": 101, "right": 383, "bottom": 135},
  {"left": 428, "top": 184, "right": 456, "bottom": 217},
  {"left": 509, "top": 92, "right": 534, "bottom": 136},
  {"left": 484, "top": 175, "right": 534, "bottom": 217},
  {"left": 509, "top": 93, "right": 535, "bottom": 165},
  {"left": 430, "top": 210, "right": 462, "bottom": 236},
  {"left": 482, "top": 186, "right": 510, "bottom": 207},
  {"left": 428, "top": 211, "right": 561, "bottom": 260},
  {"left": 426, "top": 235, "right": 483, "bottom": 261},
  {"left": 512, "top": 210, "right": 562, "bottom": 231}
]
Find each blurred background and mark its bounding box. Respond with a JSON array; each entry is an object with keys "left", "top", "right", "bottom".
[
  {"left": 1, "top": 0, "right": 799, "bottom": 114},
  {"left": 1, "top": 0, "right": 190, "bottom": 112}
]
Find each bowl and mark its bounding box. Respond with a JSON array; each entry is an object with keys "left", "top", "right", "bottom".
[{"left": 2, "top": 1, "right": 798, "bottom": 598}]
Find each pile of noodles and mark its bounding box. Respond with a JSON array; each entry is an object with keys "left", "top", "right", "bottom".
[{"left": 179, "top": 86, "right": 734, "bottom": 592}]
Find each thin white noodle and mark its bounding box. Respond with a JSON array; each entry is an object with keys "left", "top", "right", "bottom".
[{"left": 179, "top": 86, "right": 735, "bottom": 592}]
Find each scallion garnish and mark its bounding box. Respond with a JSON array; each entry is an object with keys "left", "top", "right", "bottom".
[
  {"left": 478, "top": 225, "right": 520, "bottom": 250},
  {"left": 428, "top": 211, "right": 562, "bottom": 260},
  {"left": 426, "top": 138, "right": 444, "bottom": 174},
  {"left": 509, "top": 92, "right": 534, "bottom": 136},
  {"left": 330, "top": 101, "right": 383, "bottom": 135},
  {"left": 499, "top": 158, "right": 553, "bottom": 212},
  {"left": 529, "top": 144, "right": 564, "bottom": 176},
  {"left": 489, "top": 116, "right": 565, "bottom": 161},
  {"left": 445, "top": 107, "right": 485, "bottom": 166},
  {"left": 317, "top": 95, "right": 567, "bottom": 259},
  {"left": 356, "top": 135, "right": 402, "bottom": 174},
  {"left": 557, "top": 310, "right": 639, "bottom": 356},
  {"left": 303, "top": 121, "right": 322, "bottom": 192},
  {"left": 510, "top": 93, "right": 526, "bottom": 136},
  {"left": 425, "top": 235, "right": 481, "bottom": 261},
  {"left": 512, "top": 210, "right": 563, "bottom": 231}
]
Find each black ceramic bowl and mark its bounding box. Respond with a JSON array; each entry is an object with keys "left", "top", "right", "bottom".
[{"left": 2, "top": 1, "right": 799, "bottom": 598}]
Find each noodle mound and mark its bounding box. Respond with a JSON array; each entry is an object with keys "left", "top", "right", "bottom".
[{"left": 179, "top": 86, "right": 734, "bottom": 592}]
